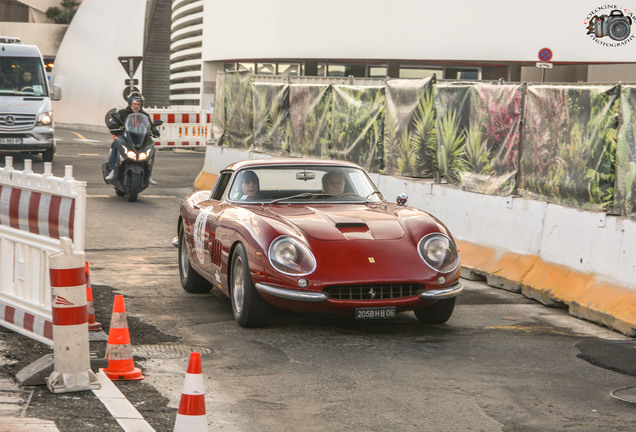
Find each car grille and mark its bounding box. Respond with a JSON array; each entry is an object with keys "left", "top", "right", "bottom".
[
  {"left": 0, "top": 113, "right": 36, "bottom": 130},
  {"left": 324, "top": 283, "right": 422, "bottom": 300}
]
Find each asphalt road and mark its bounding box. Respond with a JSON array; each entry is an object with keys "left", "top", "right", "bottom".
[{"left": 2, "top": 126, "right": 636, "bottom": 431}]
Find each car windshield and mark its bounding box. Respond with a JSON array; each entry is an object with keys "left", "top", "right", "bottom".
[
  {"left": 227, "top": 165, "right": 385, "bottom": 204},
  {"left": 0, "top": 57, "right": 48, "bottom": 97}
]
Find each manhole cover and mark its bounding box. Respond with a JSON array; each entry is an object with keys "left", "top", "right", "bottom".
[
  {"left": 611, "top": 387, "right": 636, "bottom": 404},
  {"left": 133, "top": 344, "right": 212, "bottom": 359}
]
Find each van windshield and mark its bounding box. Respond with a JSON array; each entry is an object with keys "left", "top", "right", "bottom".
[{"left": 0, "top": 57, "right": 48, "bottom": 97}]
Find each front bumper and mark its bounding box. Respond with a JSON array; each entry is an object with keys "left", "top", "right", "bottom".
[
  {"left": 255, "top": 281, "right": 463, "bottom": 303},
  {"left": 0, "top": 128, "right": 55, "bottom": 152}
]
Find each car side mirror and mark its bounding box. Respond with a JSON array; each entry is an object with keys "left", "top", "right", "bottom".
[
  {"left": 396, "top": 193, "right": 408, "bottom": 206},
  {"left": 51, "top": 85, "right": 62, "bottom": 101}
]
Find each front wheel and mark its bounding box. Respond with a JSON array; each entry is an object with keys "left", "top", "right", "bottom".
[
  {"left": 178, "top": 224, "right": 212, "bottom": 293},
  {"left": 127, "top": 172, "right": 141, "bottom": 202},
  {"left": 231, "top": 243, "right": 271, "bottom": 328},
  {"left": 414, "top": 297, "right": 456, "bottom": 324}
]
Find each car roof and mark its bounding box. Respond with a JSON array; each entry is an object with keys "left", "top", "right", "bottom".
[{"left": 223, "top": 158, "right": 364, "bottom": 172}]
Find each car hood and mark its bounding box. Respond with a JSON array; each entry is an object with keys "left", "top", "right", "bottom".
[{"left": 262, "top": 205, "right": 406, "bottom": 240}]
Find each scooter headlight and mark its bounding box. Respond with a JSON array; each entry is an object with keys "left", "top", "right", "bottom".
[
  {"left": 126, "top": 150, "right": 137, "bottom": 160},
  {"left": 138, "top": 152, "right": 148, "bottom": 161}
]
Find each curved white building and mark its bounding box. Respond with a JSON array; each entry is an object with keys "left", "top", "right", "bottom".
[{"left": 170, "top": 0, "right": 204, "bottom": 106}]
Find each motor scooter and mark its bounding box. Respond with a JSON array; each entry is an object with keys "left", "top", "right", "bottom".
[{"left": 102, "top": 113, "right": 163, "bottom": 202}]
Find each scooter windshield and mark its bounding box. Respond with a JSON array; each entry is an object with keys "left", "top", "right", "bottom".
[{"left": 124, "top": 113, "right": 150, "bottom": 148}]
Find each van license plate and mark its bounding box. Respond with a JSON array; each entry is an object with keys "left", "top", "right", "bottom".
[
  {"left": 0, "top": 138, "right": 22, "bottom": 144},
  {"left": 355, "top": 307, "right": 396, "bottom": 320}
]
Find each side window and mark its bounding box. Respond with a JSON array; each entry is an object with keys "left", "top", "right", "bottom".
[{"left": 210, "top": 172, "right": 232, "bottom": 200}]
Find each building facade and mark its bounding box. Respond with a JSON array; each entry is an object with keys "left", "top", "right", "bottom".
[{"left": 169, "top": 0, "right": 636, "bottom": 108}]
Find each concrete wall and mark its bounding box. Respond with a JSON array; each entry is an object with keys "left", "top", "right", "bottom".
[
  {"left": 194, "top": 145, "right": 636, "bottom": 336},
  {"left": 201, "top": 1, "right": 636, "bottom": 63},
  {"left": 50, "top": 0, "right": 146, "bottom": 127},
  {"left": 0, "top": 22, "right": 67, "bottom": 57}
]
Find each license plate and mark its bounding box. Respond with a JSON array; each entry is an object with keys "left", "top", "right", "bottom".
[
  {"left": 355, "top": 306, "right": 396, "bottom": 320},
  {"left": 0, "top": 138, "right": 22, "bottom": 144}
]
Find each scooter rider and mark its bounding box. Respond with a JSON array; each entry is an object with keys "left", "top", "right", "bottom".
[{"left": 105, "top": 91, "right": 160, "bottom": 182}]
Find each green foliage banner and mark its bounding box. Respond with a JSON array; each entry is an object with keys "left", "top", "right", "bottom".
[
  {"left": 331, "top": 85, "right": 385, "bottom": 172},
  {"left": 616, "top": 85, "right": 636, "bottom": 217},
  {"left": 520, "top": 84, "right": 619, "bottom": 210},
  {"left": 214, "top": 72, "right": 636, "bottom": 216},
  {"left": 223, "top": 71, "right": 254, "bottom": 149},
  {"left": 436, "top": 82, "right": 522, "bottom": 195},
  {"left": 289, "top": 84, "right": 331, "bottom": 158},
  {"left": 253, "top": 83, "right": 290, "bottom": 154},
  {"left": 383, "top": 77, "right": 437, "bottom": 177},
  {"left": 212, "top": 72, "right": 226, "bottom": 145}
]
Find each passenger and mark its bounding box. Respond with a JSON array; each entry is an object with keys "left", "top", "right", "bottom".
[
  {"left": 322, "top": 171, "right": 346, "bottom": 196},
  {"left": 232, "top": 170, "right": 260, "bottom": 201}
]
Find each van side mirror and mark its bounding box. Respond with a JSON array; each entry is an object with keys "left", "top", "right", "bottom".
[{"left": 52, "top": 86, "right": 62, "bottom": 101}]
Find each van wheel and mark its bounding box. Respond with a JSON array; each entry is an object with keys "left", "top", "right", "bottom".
[{"left": 42, "top": 148, "right": 54, "bottom": 162}]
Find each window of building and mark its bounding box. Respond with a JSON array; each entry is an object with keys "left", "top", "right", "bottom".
[
  {"left": 445, "top": 68, "right": 480, "bottom": 80},
  {"left": 238, "top": 63, "right": 255, "bottom": 73},
  {"left": 277, "top": 63, "right": 301, "bottom": 76},
  {"left": 399, "top": 67, "right": 441, "bottom": 79},
  {"left": 256, "top": 63, "right": 276, "bottom": 75},
  {"left": 368, "top": 66, "right": 387, "bottom": 78}
]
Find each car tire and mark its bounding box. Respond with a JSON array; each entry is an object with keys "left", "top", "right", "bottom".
[
  {"left": 414, "top": 297, "right": 456, "bottom": 324},
  {"left": 178, "top": 225, "right": 212, "bottom": 293},
  {"left": 230, "top": 243, "right": 271, "bottom": 328}
]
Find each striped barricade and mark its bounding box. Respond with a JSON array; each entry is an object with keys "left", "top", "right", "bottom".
[
  {"left": 146, "top": 108, "right": 212, "bottom": 147},
  {"left": 46, "top": 237, "right": 100, "bottom": 393},
  {"left": 0, "top": 157, "right": 86, "bottom": 346}
]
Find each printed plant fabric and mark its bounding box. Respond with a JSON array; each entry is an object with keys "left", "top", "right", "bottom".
[{"left": 331, "top": 85, "right": 385, "bottom": 172}]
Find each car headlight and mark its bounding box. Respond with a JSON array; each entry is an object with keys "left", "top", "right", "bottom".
[
  {"left": 37, "top": 112, "right": 52, "bottom": 126},
  {"left": 418, "top": 233, "right": 459, "bottom": 273},
  {"left": 268, "top": 236, "right": 316, "bottom": 276}
]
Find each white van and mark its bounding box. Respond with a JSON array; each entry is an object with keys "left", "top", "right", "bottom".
[{"left": 0, "top": 37, "right": 61, "bottom": 162}]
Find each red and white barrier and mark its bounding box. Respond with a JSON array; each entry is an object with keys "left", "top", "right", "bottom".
[
  {"left": 0, "top": 157, "right": 86, "bottom": 346},
  {"left": 146, "top": 108, "right": 212, "bottom": 148},
  {"left": 46, "top": 237, "right": 99, "bottom": 393}
]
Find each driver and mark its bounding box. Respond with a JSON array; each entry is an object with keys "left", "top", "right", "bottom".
[
  {"left": 18, "top": 71, "right": 32, "bottom": 89},
  {"left": 105, "top": 91, "right": 159, "bottom": 183},
  {"left": 322, "top": 171, "right": 345, "bottom": 196}
]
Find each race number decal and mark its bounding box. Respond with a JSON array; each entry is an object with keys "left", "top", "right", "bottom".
[{"left": 194, "top": 211, "right": 209, "bottom": 264}]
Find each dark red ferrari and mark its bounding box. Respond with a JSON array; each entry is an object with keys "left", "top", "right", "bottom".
[{"left": 176, "top": 159, "right": 462, "bottom": 327}]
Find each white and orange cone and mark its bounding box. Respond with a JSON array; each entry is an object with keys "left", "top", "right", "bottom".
[
  {"left": 101, "top": 295, "right": 143, "bottom": 381},
  {"left": 174, "top": 352, "right": 207, "bottom": 431},
  {"left": 85, "top": 261, "right": 102, "bottom": 332}
]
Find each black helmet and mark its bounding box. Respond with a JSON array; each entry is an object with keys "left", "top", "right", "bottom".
[{"left": 127, "top": 91, "right": 144, "bottom": 108}]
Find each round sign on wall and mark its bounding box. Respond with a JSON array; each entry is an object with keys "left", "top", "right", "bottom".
[{"left": 538, "top": 48, "right": 553, "bottom": 62}]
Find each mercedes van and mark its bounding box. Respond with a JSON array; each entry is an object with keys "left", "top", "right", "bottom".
[{"left": 0, "top": 37, "right": 61, "bottom": 162}]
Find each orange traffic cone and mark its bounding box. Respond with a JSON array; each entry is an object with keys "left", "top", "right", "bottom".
[
  {"left": 174, "top": 352, "right": 207, "bottom": 431},
  {"left": 102, "top": 295, "right": 143, "bottom": 381},
  {"left": 85, "top": 262, "right": 102, "bottom": 331}
]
